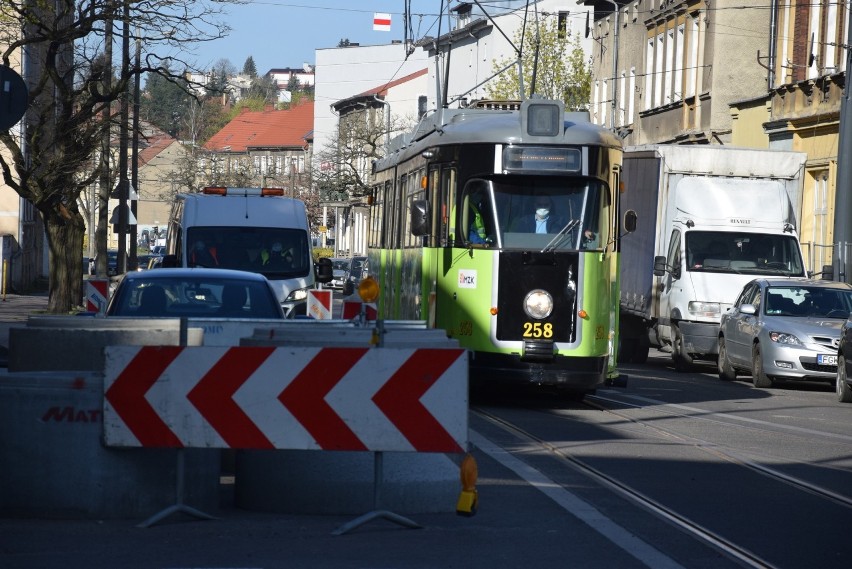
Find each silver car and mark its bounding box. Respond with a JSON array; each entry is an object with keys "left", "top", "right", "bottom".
[
  {"left": 718, "top": 278, "right": 852, "bottom": 387},
  {"left": 329, "top": 258, "right": 350, "bottom": 290}
]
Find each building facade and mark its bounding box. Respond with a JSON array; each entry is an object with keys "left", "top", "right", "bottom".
[
  {"left": 585, "top": 0, "right": 850, "bottom": 274},
  {"left": 202, "top": 102, "right": 314, "bottom": 197}
]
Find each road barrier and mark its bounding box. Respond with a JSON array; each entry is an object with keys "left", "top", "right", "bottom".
[{"left": 2, "top": 315, "right": 469, "bottom": 521}]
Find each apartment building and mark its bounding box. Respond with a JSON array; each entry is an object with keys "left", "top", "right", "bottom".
[
  {"left": 583, "top": 0, "right": 774, "bottom": 144},
  {"left": 585, "top": 0, "right": 850, "bottom": 274},
  {"left": 202, "top": 102, "right": 314, "bottom": 195}
]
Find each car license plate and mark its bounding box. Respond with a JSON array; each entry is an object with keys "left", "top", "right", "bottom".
[{"left": 818, "top": 354, "right": 837, "bottom": 366}]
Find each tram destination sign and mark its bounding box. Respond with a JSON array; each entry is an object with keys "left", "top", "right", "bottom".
[{"left": 503, "top": 146, "right": 581, "bottom": 173}]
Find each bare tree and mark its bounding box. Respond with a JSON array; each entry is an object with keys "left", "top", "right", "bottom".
[
  {"left": 314, "top": 105, "right": 411, "bottom": 203},
  {"left": 0, "top": 0, "right": 233, "bottom": 312}
]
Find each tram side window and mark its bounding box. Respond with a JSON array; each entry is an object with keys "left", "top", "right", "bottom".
[
  {"left": 368, "top": 184, "right": 384, "bottom": 248},
  {"left": 462, "top": 181, "right": 493, "bottom": 246},
  {"left": 443, "top": 168, "right": 457, "bottom": 246},
  {"left": 404, "top": 175, "right": 419, "bottom": 248}
]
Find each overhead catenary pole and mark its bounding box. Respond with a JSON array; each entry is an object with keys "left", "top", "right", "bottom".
[
  {"left": 130, "top": 35, "right": 141, "bottom": 270},
  {"left": 117, "top": 0, "right": 130, "bottom": 273},
  {"left": 605, "top": 1, "right": 620, "bottom": 130},
  {"left": 832, "top": 16, "right": 852, "bottom": 282}
]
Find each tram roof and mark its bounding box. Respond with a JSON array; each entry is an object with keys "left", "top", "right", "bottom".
[{"left": 374, "top": 104, "right": 622, "bottom": 171}]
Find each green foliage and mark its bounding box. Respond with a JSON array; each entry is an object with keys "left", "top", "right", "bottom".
[
  {"left": 312, "top": 247, "right": 334, "bottom": 261},
  {"left": 141, "top": 69, "right": 192, "bottom": 137},
  {"left": 228, "top": 97, "right": 270, "bottom": 119},
  {"left": 243, "top": 56, "right": 258, "bottom": 78},
  {"left": 486, "top": 18, "right": 591, "bottom": 110}
]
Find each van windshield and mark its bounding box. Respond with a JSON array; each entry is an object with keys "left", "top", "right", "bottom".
[
  {"left": 186, "top": 227, "right": 311, "bottom": 278},
  {"left": 686, "top": 231, "right": 805, "bottom": 276}
]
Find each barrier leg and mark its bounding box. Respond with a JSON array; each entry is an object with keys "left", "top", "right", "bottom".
[
  {"left": 331, "top": 452, "right": 422, "bottom": 536},
  {"left": 137, "top": 447, "right": 217, "bottom": 528}
]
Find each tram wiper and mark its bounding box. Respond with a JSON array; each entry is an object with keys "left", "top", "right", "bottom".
[{"left": 541, "top": 219, "right": 580, "bottom": 253}]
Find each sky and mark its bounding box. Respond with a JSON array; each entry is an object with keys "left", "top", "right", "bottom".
[{"left": 185, "top": 1, "right": 446, "bottom": 75}]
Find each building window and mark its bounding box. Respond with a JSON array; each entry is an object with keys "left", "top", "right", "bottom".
[
  {"left": 644, "top": 38, "right": 654, "bottom": 111},
  {"left": 813, "top": 171, "right": 829, "bottom": 271},
  {"left": 654, "top": 32, "right": 664, "bottom": 108},
  {"left": 644, "top": 9, "right": 704, "bottom": 111},
  {"left": 628, "top": 67, "right": 636, "bottom": 124}
]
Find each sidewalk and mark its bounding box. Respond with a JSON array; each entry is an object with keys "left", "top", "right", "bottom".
[{"left": 0, "top": 292, "right": 49, "bottom": 365}]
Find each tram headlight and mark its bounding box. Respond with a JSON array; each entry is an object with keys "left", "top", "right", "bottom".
[{"left": 523, "top": 289, "right": 553, "bottom": 319}]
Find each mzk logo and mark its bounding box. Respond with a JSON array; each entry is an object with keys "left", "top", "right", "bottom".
[{"left": 458, "top": 270, "right": 477, "bottom": 289}]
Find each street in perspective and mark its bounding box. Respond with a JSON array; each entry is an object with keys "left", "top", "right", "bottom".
[
  {"left": 2, "top": 287, "right": 852, "bottom": 568},
  {"left": 3, "top": 1, "right": 852, "bottom": 568}
]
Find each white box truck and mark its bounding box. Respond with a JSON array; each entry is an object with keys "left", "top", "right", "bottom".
[
  {"left": 618, "top": 145, "right": 808, "bottom": 370},
  {"left": 164, "top": 187, "right": 320, "bottom": 318}
]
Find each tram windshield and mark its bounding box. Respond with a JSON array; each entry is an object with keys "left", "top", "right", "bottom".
[{"left": 463, "top": 176, "right": 606, "bottom": 251}]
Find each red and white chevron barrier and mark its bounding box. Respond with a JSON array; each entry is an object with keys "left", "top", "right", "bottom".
[
  {"left": 103, "top": 346, "right": 468, "bottom": 453},
  {"left": 85, "top": 279, "right": 109, "bottom": 314}
]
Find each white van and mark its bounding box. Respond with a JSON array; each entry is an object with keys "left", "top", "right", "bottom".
[{"left": 165, "top": 187, "right": 317, "bottom": 317}]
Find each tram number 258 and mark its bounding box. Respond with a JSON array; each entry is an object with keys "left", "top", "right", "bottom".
[{"left": 522, "top": 322, "right": 553, "bottom": 339}]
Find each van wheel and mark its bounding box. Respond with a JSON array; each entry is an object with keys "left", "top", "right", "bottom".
[
  {"left": 672, "top": 324, "right": 693, "bottom": 372},
  {"left": 837, "top": 355, "right": 852, "bottom": 403},
  {"left": 751, "top": 344, "right": 773, "bottom": 388},
  {"left": 718, "top": 336, "right": 737, "bottom": 381}
]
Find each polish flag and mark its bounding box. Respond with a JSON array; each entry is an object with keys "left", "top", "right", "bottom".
[{"left": 373, "top": 12, "right": 391, "bottom": 32}]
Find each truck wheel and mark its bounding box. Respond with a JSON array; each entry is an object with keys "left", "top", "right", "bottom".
[
  {"left": 633, "top": 335, "right": 650, "bottom": 364},
  {"left": 751, "top": 344, "right": 773, "bottom": 388},
  {"left": 617, "top": 337, "right": 636, "bottom": 363},
  {"left": 717, "top": 336, "right": 737, "bottom": 381},
  {"left": 672, "top": 324, "right": 693, "bottom": 372},
  {"left": 837, "top": 355, "right": 852, "bottom": 403}
]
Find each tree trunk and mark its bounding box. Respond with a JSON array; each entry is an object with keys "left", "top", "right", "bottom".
[{"left": 44, "top": 210, "right": 86, "bottom": 314}]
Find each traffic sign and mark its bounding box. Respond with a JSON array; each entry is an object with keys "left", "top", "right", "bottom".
[
  {"left": 0, "top": 65, "right": 28, "bottom": 131},
  {"left": 84, "top": 279, "right": 109, "bottom": 314},
  {"left": 307, "top": 289, "right": 332, "bottom": 319},
  {"left": 103, "top": 346, "right": 468, "bottom": 453}
]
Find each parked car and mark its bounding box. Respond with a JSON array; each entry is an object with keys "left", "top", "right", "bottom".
[
  {"left": 342, "top": 256, "right": 368, "bottom": 296},
  {"left": 835, "top": 315, "right": 852, "bottom": 403},
  {"left": 106, "top": 268, "right": 285, "bottom": 319},
  {"left": 718, "top": 278, "right": 852, "bottom": 388},
  {"left": 329, "top": 258, "right": 350, "bottom": 290}
]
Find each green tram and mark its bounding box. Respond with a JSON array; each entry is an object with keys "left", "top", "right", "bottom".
[{"left": 368, "top": 98, "right": 626, "bottom": 397}]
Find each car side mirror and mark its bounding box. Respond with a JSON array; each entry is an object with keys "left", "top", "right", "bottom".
[
  {"left": 653, "top": 255, "right": 667, "bottom": 277},
  {"left": 315, "top": 257, "right": 333, "bottom": 284},
  {"left": 739, "top": 304, "right": 757, "bottom": 315},
  {"left": 161, "top": 254, "right": 178, "bottom": 268}
]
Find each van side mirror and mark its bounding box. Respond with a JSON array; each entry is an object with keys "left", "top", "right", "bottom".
[
  {"left": 653, "top": 255, "right": 667, "bottom": 277},
  {"left": 410, "top": 199, "right": 431, "bottom": 237},
  {"left": 162, "top": 254, "right": 178, "bottom": 268},
  {"left": 315, "top": 257, "right": 333, "bottom": 284},
  {"left": 623, "top": 210, "right": 637, "bottom": 233}
]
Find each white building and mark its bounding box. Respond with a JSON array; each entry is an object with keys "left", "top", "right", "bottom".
[{"left": 313, "top": 42, "right": 430, "bottom": 175}]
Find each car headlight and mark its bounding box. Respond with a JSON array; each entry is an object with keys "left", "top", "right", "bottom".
[
  {"left": 523, "top": 289, "right": 553, "bottom": 319},
  {"left": 688, "top": 301, "right": 721, "bottom": 317},
  {"left": 285, "top": 288, "right": 309, "bottom": 302},
  {"left": 769, "top": 331, "right": 804, "bottom": 345}
]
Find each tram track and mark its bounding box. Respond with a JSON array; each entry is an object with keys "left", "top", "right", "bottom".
[
  {"left": 584, "top": 392, "right": 852, "bottom": 509},
  {"left": 472, "top": 396, "right": 852, "bottom": 569}
]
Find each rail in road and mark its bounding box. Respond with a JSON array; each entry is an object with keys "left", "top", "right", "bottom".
[{"left": 470, "top": 358, "right": 852, "bottom": 569}]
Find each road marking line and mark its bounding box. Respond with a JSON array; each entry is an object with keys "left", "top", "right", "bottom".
[{"left": 470, "top": 430, "right": 686, "bottom": 569}]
